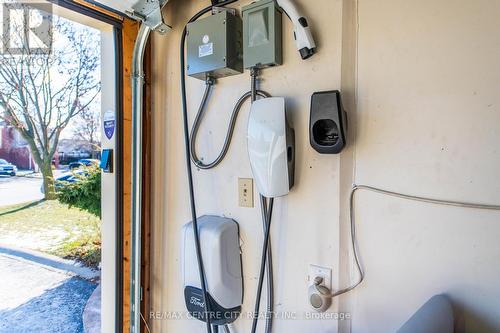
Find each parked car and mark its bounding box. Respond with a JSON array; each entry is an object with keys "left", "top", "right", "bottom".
[
  {"left": 69, "top": 159, "right": 100, "bottom": 170},
  {"left": 56, "top": 172, "right": 83, "bottom": 184},
  {"left": 40, "top": 170, "right": 87, "bottom": 193},
  {"left": 0, "top": 159, "right": 17, "bottom": 176}
]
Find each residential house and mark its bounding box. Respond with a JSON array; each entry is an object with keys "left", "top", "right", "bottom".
[
  {"left": 0, "top": 122, "right": 36, "bottom": 170},
  {"left": 57, "top": 139, "right": 97, "bottom": 165}
]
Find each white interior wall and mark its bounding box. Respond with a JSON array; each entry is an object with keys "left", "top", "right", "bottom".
[
  {"left": 150, "top": 0, "right": 500, "bottom": 332},
  {"left": 150, "top": 0, "right": 344, "bottom": 332},
  {"left": 349, "top": 0, "right": 500, "bottom": 332}
]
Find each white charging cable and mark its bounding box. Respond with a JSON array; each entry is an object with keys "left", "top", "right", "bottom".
[
  {"left": 141, "top": 312, "right": 151, "bottom": 333},
  {"left": 333, "top": 184, "right": 500, "bottom": 298}
]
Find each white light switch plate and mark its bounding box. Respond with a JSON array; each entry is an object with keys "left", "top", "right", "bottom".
[
  {"left": 309, "top": 264, "right": 332, "bottom": 289},
  {"left": 238, "top": 178, "right": 254, "bottom": 208}
]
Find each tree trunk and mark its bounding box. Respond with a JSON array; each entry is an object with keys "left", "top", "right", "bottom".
[{"left": 41, "top": 161, "right": 56, "bottom": 200}]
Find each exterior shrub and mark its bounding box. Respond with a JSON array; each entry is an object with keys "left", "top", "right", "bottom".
[{"left": 57, "top": 165, "right": 101, "bottom": 217}]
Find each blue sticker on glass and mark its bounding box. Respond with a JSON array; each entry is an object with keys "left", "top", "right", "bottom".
[{"left": 103, "top": 110, "right": 115, "bottom": 140}]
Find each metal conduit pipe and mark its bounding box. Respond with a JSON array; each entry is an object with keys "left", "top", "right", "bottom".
[{"left": 130, "top": 24, "right": 151, "bottom": 333}]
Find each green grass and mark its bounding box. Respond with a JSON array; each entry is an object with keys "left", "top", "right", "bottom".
[{"left": 0, "top": 200, "right": 101, "bottom": 268}]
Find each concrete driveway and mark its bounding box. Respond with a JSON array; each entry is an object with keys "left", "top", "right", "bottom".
[
  {"left": 0, "top": 170, "right": 69, "bottom": 206},
  {"left": 0, "top": 250, "right": 97, "bottom": 333},
  {"left": 0, "top": 176, "right": 43, "bottom": 206}
]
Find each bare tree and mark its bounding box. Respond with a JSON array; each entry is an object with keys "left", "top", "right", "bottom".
[
  {"left": 0, "top": 5, "right": 100, "bottom": 199},
  {"left": 73, "top": 106, "right": 101, "bottom": 152}
]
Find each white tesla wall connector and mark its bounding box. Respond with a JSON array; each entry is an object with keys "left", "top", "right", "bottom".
[{"left": 247, "top": 97, "right": 295, "bottom": 198}]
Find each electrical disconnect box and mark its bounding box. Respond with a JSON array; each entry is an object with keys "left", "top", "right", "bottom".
[
  {"left": 187, "top": 10, "right": 243, "bottom": 80},
  {"left": 242, "top": 0, "right": 283, "bottom": 69}
]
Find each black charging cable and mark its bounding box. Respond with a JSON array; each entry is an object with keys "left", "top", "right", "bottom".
[
  {"left": 180, "top": 2, "right": 238, "bottom": 333},
  {"left": 252, "top": 196, "right": 274, "bottom": 333}
]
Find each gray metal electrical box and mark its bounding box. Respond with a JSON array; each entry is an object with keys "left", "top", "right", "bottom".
[
  {"left": 242, "top": 0, "right": 283, "bottom": 69},
  {"left": 187, "top": 11, "right": 243, "bottom": 80}
]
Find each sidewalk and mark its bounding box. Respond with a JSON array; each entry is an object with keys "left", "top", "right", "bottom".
[
  {"left": 16, "top": 169, "right": 68, "bottom": 178},
  {"left": 0, "top": 247, "right": 97, "bottom": 333}
]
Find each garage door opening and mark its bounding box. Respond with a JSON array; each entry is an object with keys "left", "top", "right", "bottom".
[{"left": 0, "top": 2, "right": 121, "bottom": 332}]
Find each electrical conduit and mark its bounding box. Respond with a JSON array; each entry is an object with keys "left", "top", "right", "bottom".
[{"left": 130, "top": 24, "right": 151, "bottom": 333}]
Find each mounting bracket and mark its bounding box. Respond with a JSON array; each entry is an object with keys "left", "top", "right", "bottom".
[{"left": 125, "top": 0, "right": 171, "bottom": 34}]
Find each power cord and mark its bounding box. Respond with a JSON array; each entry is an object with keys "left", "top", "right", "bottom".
[
  {"left": 259, "top": 195, "right": 274, "bottom": 333},
  {"left": 333, "top": 184, "right": 500, "bottom": 298},
  {"left": 140, "top": 312, "right": 151, "bottom": 333},
  {"left": 251, "top": 196, "right": 274, "bottom": 333}
]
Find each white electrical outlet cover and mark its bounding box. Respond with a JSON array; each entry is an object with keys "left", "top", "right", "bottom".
[{"left": 309, "top": 264, "right": 332, "bottom": 290}]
